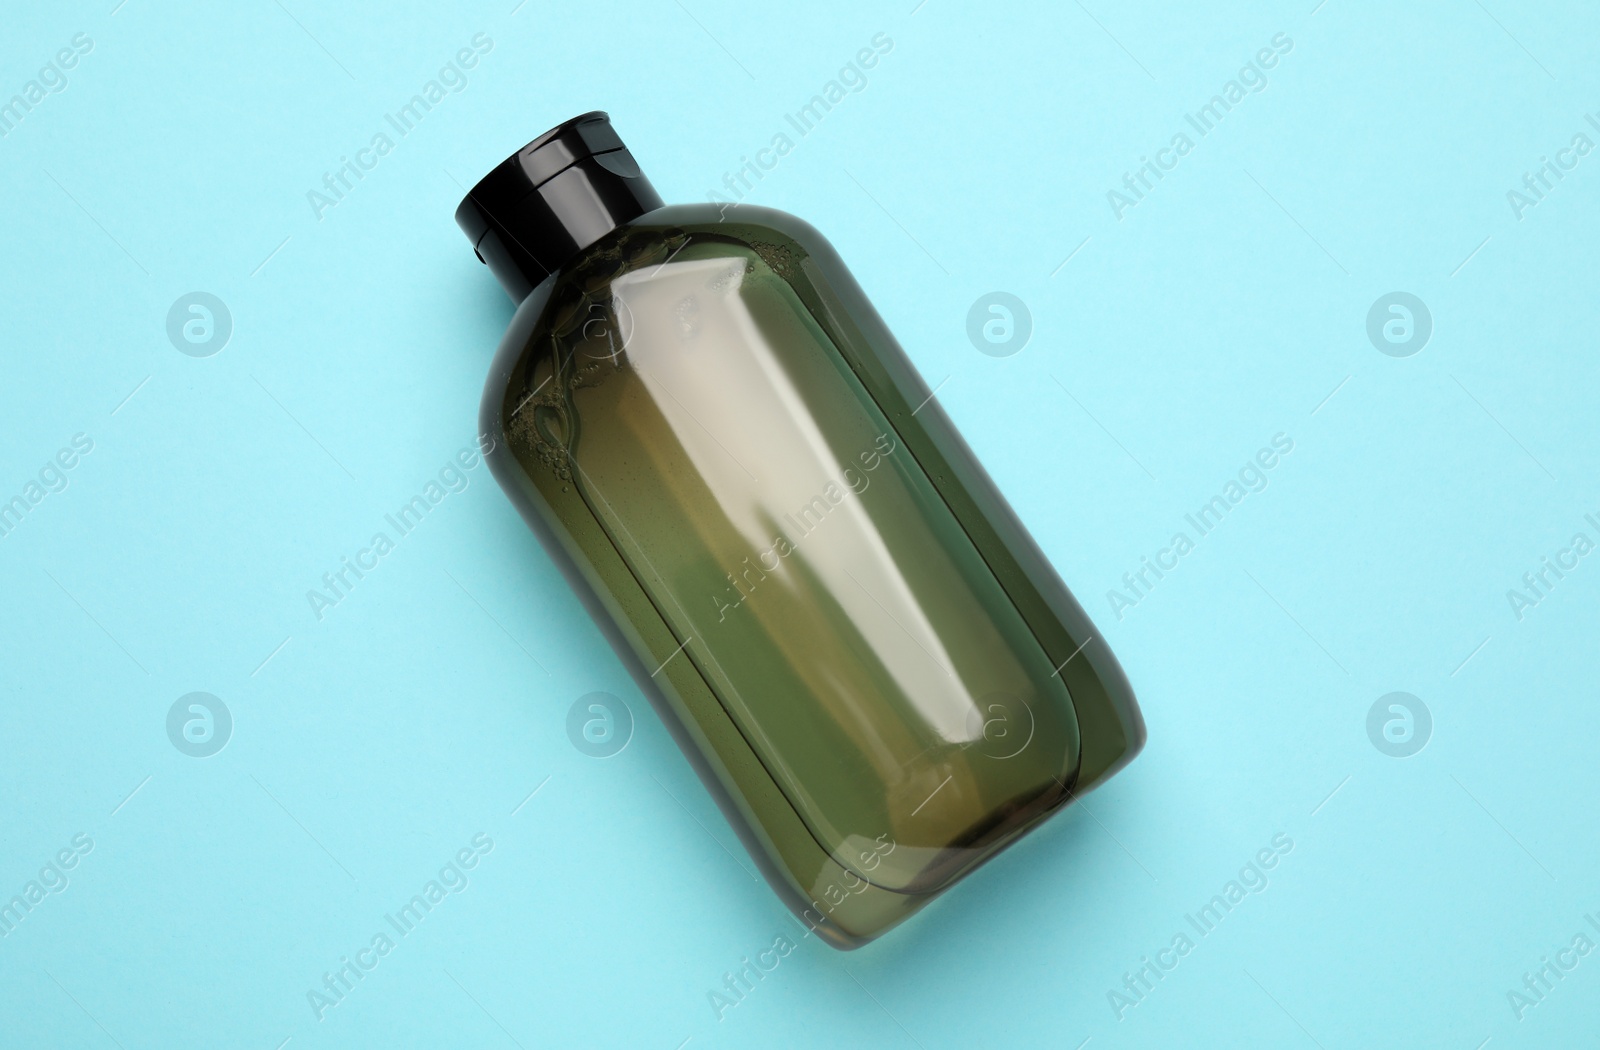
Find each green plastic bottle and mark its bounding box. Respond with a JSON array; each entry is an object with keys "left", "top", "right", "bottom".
[{"left": 455, "top": 112, "right": 1144, "bottom": 947}]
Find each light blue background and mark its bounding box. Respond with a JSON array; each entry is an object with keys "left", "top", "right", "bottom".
[{"left": 2, "top": 0, "right": 1596, "bottom": 1046}]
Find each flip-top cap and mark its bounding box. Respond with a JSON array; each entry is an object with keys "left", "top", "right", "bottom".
[{"left": 455, "top": 111, "right": 664, "bottom": 302}]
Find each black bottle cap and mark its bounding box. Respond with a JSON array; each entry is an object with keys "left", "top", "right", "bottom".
[{"left": 455, "top": 111, "right": 665, "bottom": 303}]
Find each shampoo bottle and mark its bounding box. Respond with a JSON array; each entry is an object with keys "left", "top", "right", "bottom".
[{"left": 455, "top": 112, "right": 1144, "bottom": 947}]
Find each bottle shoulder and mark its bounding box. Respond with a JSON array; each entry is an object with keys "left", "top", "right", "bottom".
[
  {"left": 611, "top": 204, "right": 849, "bottom": 288},
  {"left": 636, "top": 201, "right": 835, "bottom": 249},
  {"left": 509, "top": 203, "right": 853, "bottom": 336}
]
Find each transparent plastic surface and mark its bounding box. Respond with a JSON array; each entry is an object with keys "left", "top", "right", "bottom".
[{"left": 503, "top": 221, "right": 1079, "bottom": 892}]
